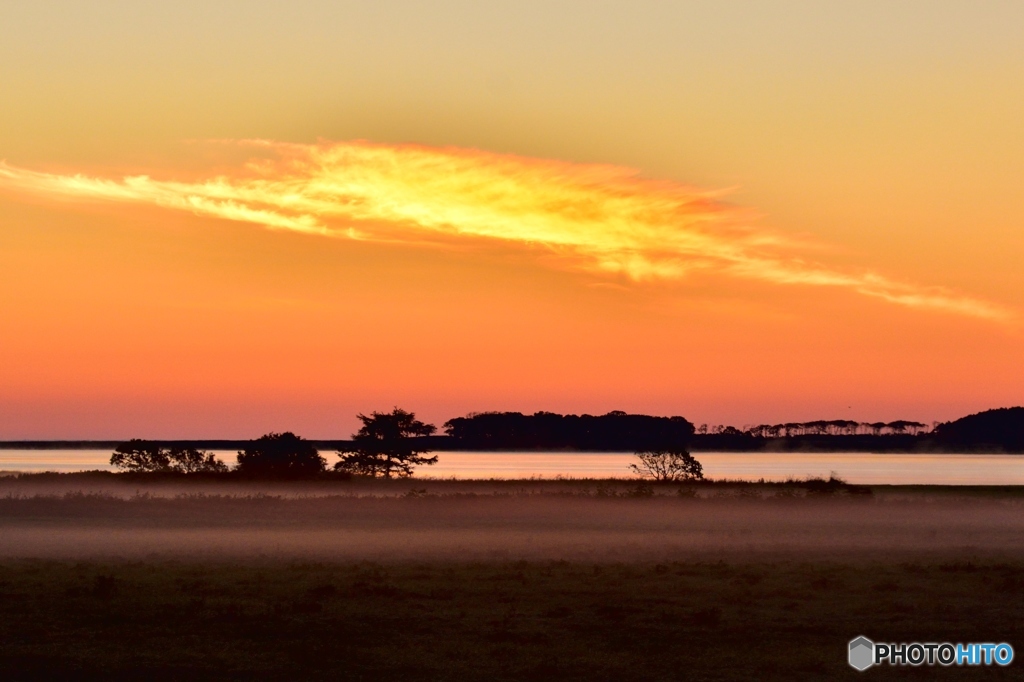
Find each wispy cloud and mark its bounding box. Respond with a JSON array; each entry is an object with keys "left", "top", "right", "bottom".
[{"left": 0, "top": 140, "right": 1012, "bottom": 321}]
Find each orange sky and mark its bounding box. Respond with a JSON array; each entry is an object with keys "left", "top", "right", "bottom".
[{"left": 1, "top": 2, "right": 1022, "bottom": 437}]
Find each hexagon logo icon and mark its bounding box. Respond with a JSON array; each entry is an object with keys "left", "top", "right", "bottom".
[{"left": 849, "top": 636, "right": 874, "bottom": 671}]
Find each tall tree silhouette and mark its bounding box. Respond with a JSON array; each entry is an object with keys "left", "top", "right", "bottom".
[{"left": 335, "top": 408, "right": 438, "bottom": 478}]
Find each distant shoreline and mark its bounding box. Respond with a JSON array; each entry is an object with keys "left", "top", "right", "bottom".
[
  {"left": 1, "top": 434, "right": 1021, "bottom": 454},
  {"left": 4, "top": 406, "right": 1022, "bottom": 452}
]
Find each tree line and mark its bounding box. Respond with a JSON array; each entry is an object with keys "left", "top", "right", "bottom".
[
  {"left": 702, "top": 420, "right": 932, "bottom": 438},
  {"left": 111, "top": 408, "right": 437, "bottom": 478},
  {"left": 695, "top": 409, "right": 1024, "bottom": 451},
  {"left": 110, "top": 406, "right": 708, "bottom": 481},
  {"left": 109, "top": 406, "right": 1024, "bottom": 474},
  {"left": 442, "top": 411, "right": 694, "bottom": 450}
]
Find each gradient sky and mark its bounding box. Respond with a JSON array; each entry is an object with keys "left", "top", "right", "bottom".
[{"left": 1, "top": 1, "right": 1022, "bottom": 438}]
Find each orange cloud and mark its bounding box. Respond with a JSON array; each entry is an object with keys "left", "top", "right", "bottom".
[{"left": 0, "top": 140, "right": 1012, "bottom": 321}]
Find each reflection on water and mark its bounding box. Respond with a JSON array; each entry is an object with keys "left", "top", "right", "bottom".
[
  {"left": 1, "top": 449, "right": 1022, "bottom": 485},
  {"left": 429, "top": 451, "right": 1024, "bottom": 485},
  {"left": 0, "top": 450, "right": 122, "bottom": 473}
]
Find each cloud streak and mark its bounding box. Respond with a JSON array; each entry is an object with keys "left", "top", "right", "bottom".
[{"left": 0, "top": 140, "right": 1012, "bottom": 321}]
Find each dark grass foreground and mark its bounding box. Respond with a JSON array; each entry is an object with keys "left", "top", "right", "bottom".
[{"left": 1, "top": 559, "right": 1021, "bottom": 681}]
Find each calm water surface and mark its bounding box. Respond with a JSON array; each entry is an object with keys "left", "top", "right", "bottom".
[{"left": 1, "top": 450, "right": 1022, "bottom": 485}]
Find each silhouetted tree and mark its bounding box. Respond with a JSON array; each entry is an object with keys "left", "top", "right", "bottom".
[
  {"left": 236, "top": 432, "right": 325, "bottom": 477},
  {"left": 168, "top": 447, "right": 229, "bottom": 473},
  {"left": 903, "top": 421, "right": 928, "bottom": 435},
  {"left": 110, "top": 440, "right": 228, "bottom": 473},
  {"left": 629, "top": 449, "right": 704, "bottom": 482},
  {"left": 335, "top": 408, "right": 437, "bottom": 478},
  {"left": 111, "top": 440, "right": 171, "bottom": 472},
  {"left": 887, "top": 420, "right": 914, "bottom": 435}
]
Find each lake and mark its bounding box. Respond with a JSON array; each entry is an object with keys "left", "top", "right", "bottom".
[{"left": 0, "top": 449, "right": 1021, "bottom": 485}]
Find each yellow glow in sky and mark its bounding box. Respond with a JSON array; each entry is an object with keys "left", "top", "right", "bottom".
[{"left": 1, "top": 141, "right": 1012, "bottom": 321}]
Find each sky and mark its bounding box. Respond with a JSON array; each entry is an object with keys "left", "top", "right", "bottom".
[{"left": 1, "top": 1, "right": 1022, "bottom": 438}]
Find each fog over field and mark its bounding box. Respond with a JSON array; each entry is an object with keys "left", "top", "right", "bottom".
[{"left": 1, "top": 479, "right": 1021, "bottom": 562}]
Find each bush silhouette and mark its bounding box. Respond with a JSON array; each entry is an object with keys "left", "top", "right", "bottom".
[
  {"left": 110, "top": 440, "right": 227, "bottom": 473},
  {"left": 629, "top": 449, "right": 704, "bottom": 482},
  {"left": 236, "top": 432, "right": 326, "bottom": 477}
]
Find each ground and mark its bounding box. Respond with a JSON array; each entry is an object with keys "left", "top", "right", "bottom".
[{"left": 0, "top": 477, "right": 1021, "bottom": 680}]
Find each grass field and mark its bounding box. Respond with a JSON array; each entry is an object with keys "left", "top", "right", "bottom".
[
  {"left": 1, "top": 558, "right": 1021, "bottom": 680},
  {"left": 1, "top": 478, "right": 1021, "bottom": 679}
]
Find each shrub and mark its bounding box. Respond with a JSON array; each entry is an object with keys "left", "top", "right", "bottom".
[
  {"left": 110, "top": 440, "right": 228, "bottom": 473},
  {"left": 236, "top": 432, "right": 325, "bottom": 477},
  {"left": 629, "top": 449, "right": 704, "bottom": 482}
]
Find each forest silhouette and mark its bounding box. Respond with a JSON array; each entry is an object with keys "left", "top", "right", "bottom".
[
  {"left": 8, "top": 407, "right": 1023, "bottom": 468},
  {"left": 442, "top": 411, "right": 694, "bottom": 451}
]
